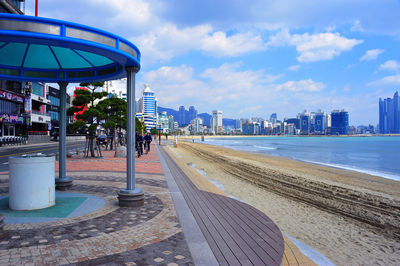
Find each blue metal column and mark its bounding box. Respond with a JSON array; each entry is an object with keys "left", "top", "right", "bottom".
[
  {"left": 118, "top": 66, "right": 144, "bottom": 206},
  {"left": 55, "top": 82, "right": 72, "bottom": 190}
]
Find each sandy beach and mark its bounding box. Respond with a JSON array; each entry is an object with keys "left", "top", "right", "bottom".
[{"left": 166, "top": 140, "right": 400, "bottom": 265}]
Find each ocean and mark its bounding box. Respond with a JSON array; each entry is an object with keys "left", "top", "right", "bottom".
[{"left": 201, "top": 136, "right": 400, "bottom": 181}]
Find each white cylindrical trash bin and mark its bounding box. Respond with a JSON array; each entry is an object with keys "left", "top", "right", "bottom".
[{"left": 9, "top": 155, "right": 55, "bottom": 210}]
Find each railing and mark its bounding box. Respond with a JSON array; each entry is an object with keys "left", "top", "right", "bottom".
[{"left": 31, "top": 110, "right": 50, "bottom": 116}]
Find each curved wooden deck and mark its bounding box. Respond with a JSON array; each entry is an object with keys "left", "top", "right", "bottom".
[{"left": 160, "top": 146, "right": 285, "bottom": 266}]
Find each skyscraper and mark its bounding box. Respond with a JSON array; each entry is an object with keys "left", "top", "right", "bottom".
[
  {"left": 211, "top": 110, "right": 223, "bottom": 134},
  {"left": 331, "top": 110, "right": 349, "bottom": 135},
  {"left": 178, "top": 106, "right": 186, "bottom": 126},
  {"left": 299, "top": 110, "right": 311, "bottom": 135},
  {"left": 314, "top": 110, "right": 328, "bottom": 134},
  {"left": 188, "top": 106, "right": 197, "bottom": 123},
  {"left": 379, "top": 91, "right": 400, "bottom": 134},
  {"left": 269, "top": 113, "right": 277, "bottom": 124},
  {"left": 139, "top": 84, "right": 157, "bottom": 130}
]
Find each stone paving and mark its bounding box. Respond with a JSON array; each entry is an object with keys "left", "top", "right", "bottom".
[{"left": 0, "top": 144, "right": 193, "bottom": 265}]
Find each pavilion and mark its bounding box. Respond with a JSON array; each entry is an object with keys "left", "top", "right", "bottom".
[{"left": 0, "top": 13, "right": 143, "bottom": 206}]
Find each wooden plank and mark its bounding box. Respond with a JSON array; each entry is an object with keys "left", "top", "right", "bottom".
[
  {"left": 162, "top": 149, "right": 240, "bottom": 265},
  {"left": 207, "top": 192, "right": 281, "bottom": 265},
  {"left": 218, "top": 193, "right": 284, "bottom": 251},
  {"left": 195, "top": 188, "right": 266, "bottom": 265},
  {"left": 225, "top": 194, "right": 285, "bottom": 245},
  {"left": 188, "top": 183, "right": 250, "bottom": 264}
]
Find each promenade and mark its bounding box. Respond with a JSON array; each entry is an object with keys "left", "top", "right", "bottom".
[{"left": 0, "top": 141, "right": 314, "bottom": 265}]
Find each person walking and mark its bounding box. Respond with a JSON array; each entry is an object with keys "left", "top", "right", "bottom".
[
  {"left": 144, "top": 132, "right": 152, "bottom": 153},
  {"left": 136, "top": 132, "right": 144, "bottom": 157}
]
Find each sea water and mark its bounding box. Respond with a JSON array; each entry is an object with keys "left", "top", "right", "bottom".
[{"left": 203, "top": 136, "right": 400, "bottom": 181}]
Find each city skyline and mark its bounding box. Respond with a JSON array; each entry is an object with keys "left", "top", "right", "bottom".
[{"left": 29, "top": 1, "right": 400, "bottom": 125}]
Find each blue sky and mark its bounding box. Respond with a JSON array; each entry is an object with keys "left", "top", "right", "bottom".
[{"left": 26, "top": 0, "right": 400, "bottom": 125}]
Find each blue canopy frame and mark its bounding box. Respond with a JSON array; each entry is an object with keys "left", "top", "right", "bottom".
[
  {"left": 0, "top": 13, "right": 140, "bottom": 82},
  {"left": 0, "top": 13, "right": 143, "bottom": 206}
]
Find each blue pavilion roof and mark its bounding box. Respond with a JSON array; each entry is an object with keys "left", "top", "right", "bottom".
[{"left": 0, "top": 13, "right": 141, "bottom": 82}]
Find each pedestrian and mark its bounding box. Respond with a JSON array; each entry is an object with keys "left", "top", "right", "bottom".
[
  {"left": 136, "top": 132, "right": 144, "bottom": 157},
  {"left": 107, "top": 129, "right": 114, "bottom": 150},
  {"left": 144, "top": 132, "right": 152, "bottom": 153}
]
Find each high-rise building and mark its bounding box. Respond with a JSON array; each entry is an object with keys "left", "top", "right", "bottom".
[
  {"left": 188, "top": 106, "right": 197, "bottom": 122},
  {"left": 314, "top": 110, "right": 328, "bottom": 134},
  {"left": 168, "top": 115, "right": 176, "bottom": 132},
  {"left": 137, "top": 85, "right": 157, "bottom": 130},
  {"left": 284, "top": 118, "right": 300, "bottom": 130},
  {"left": 331, "top": 110, "right": 349, "bottom": 135},
  {"left": 379, "top": 91, "right": 400, "bottom": 134},
  {"left": 190, "top": 117, "right": 203, "bottom": 134},
  {"left": 211, "top": 110, "right": 222, "bottom": 134},
  {"left": 299, "top": 110, "right": 311, "bottom": 135},
  {"left": 269, "top": 113, "right": 277, "bottom": 124},
  {"left": 242, "top": 121, "right": 255, "bottom": 135},
  {"left": 178, "top": 106, "right": 186, "bottom": 126},
  {"left": 158, "top": 111, "right": 169, "bottom": 132}
]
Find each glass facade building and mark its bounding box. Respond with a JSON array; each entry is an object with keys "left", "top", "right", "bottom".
[
  {"left": 314, "top": 112, "right": 327, "bottom": 134},
  {"left": 299, "top": 111, "right": 311, "bottom": 135},
  {"left": 141, "top": 85, "right": 157, "bottom": 130},
  {"left": 178, "top": 105, "right": 186, "bottom": 126},
  {"left": 379, "top": 91, "right": 400, "bottom": 134},
  {"left": 331, "top": 110, "right": 349, "bottom": 135},
  {"left": 188, "top": 106, "right": 197, "bottom": 122}
]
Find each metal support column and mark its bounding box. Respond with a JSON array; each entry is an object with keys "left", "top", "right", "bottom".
[
  {"left": 55, "top": 82, "right": 72, "bottom": 190},
  {"left": 118, "top": 66, "right": 144, "bottom": 207}
]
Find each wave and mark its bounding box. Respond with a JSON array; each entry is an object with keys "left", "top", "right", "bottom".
[
  {"left": 303, "top": 160, "right": 400, "bottom": 182},
  {"left": 253, "top": 145, "right": 277, "bottom": 150}
]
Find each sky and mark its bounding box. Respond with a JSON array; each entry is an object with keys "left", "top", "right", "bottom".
[{"left": 25, "top": 0, "right": 400, "bottom": 125}]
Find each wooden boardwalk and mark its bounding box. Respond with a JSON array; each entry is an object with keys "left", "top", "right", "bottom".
[{"left": 160, "top": 146, "right": 285, "bottom": 266}]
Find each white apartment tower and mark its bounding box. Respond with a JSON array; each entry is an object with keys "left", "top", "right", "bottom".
[{"left": 211, "top": 110, "right": 223, "bottom": 134}]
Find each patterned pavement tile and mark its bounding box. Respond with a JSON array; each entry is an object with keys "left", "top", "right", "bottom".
[{"left": 0, "top": 145, "right": 194, "bottom": 265}]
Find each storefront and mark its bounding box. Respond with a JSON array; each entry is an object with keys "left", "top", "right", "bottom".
[
  {"left": 0, "top": 89, "right": 25, "bottom": 137},
  {"left": 28, "top": 93, "right": 51, "bottom": 134}
]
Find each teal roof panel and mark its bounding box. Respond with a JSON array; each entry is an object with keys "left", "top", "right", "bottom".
[
  {"left": 51, "top": 46, "right": 92, "bottom": 69},
  {"left": 24, "top": 44, "right": 60, "bottom": 69},
  {"left": 76, "top": 50, "right": 114, "bottom": 67},
  {"left": 0, "top": 42, "right": 27, "bottom": 67}
]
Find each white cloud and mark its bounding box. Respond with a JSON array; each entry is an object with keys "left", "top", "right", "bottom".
[
  {"left": 291, "top": 32, "right": 363, "bottom": 63},
  {"left": 275, "top": 79, "right": 326, "bottom": 92},
  {"left": 360, "top": 49, "right": 384, "bottom": 61},
  {"left": 378, "top": 60, "right": 400, "bottom": 72},
  {"left": 288, "top": 65, "right": 301, "bottom": 71},
  {"left": 268, "top": 30, "right": 363, "bottom": 63},
  {"left": 200, "top": 31, "right": 265, "bottom": 57},
  {"left": 368, "top": 74, "right": 400, "bottom": 86},
  {"left": 142, "top": 65, "right": 195, "bottom": 83},
  {"left": 135, "top": 24, "right": 266, "bottom": 64},
  {"left": 89, "top": 0, "right": 158, "bottom": 30}
]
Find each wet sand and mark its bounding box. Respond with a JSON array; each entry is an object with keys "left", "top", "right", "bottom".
[{"left": 168, "top": 140, "right": 400, "bottom": 265}]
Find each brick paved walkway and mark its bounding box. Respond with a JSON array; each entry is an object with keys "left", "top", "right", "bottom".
[{"left": 0, "top": 143, "right": 192, "bottom": 265}]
